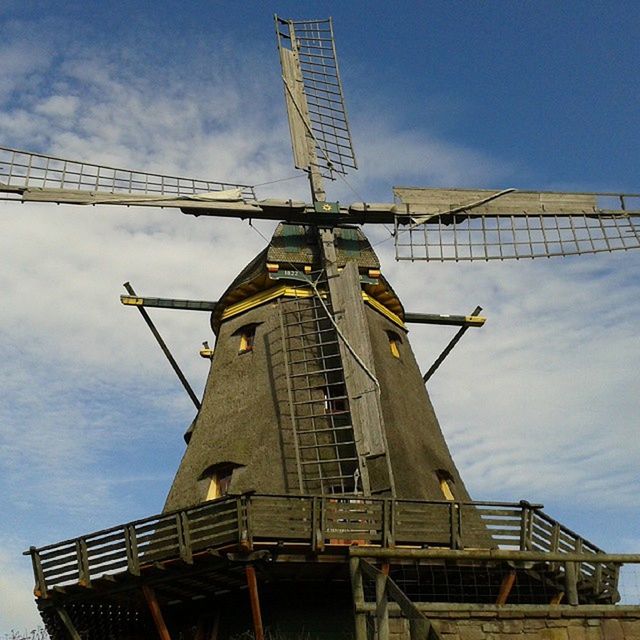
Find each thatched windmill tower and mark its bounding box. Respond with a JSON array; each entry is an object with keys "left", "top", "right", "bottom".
[{"left": 2, "top": 14, "right": 640, "bottom": 640}]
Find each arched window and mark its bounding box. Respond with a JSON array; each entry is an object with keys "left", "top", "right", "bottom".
[
  {"left": 435, "top": 469, "right": 455, "bottom": 501},
  {"left": 386, "top": 331, "right": 402, "bottom": 359},
  {"left": 199, "top": 463, "right": 240, "bottom": 501},
  {"left": 233, "top": 323, "right": 259, "bottom": 354}
]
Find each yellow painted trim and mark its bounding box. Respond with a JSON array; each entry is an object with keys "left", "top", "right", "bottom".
[
  {"left": 362, "top": 293, "right": 405, "bottom": 329},
  {"left": 221, "top": 285, "right": 316, "bottom": 321},
  {"left": 465, "top": 315, "right": 486, "bottom": 326},
  {"left": 121, "top": 296, "right": 143, "bottom": 306},
  {"left": 220, "top": 284, "right": 406, "bottom": 330}
]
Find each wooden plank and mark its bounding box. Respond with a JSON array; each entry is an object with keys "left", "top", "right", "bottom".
[
  {"left": 394, "top": 187, "right": 598, "bottom": 215},
  {"left": 280, "top": 48, "right": 311, "bottom": 171},
  {"left": 476, "top": 508, "right": 522, "bottom": 518}
]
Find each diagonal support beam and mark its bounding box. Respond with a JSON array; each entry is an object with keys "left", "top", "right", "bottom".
[
  {"left": 142, "top": 585, "right": 173, "bottom": 640},
  {"left": 55, "top": 607, "right": 81, "bottom": 640},
  {"left": 358, "top": 559, "right": 442, "bottom": 640},
  {"left": 123, "top": 282, "right": 201, "bottom": 410},
  {"left": 423, "top": 305, "right": 482, "bottom": 383}
]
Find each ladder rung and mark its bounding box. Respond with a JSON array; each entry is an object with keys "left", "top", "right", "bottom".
[
  {"left": 285, "top": 339, "right": 340, "bottom": 352},
  {"left": 292, "top": 395, "right": 348, "bottom": 406},
  {"left": 289, "top": 366, "right": 344, "bottom": 378},
  {"left": 288, "top": 354, "right": 341, "bottom": 367},
  {"left": 293, "top": 410, "right": 351, "bottom": 421},
  {"left": 281, "top": 302, "right": 327, "bottom": 315},
  {"left": 286, "top": 327, "right": 335, "bottom": 340},
  {"left": 300, "top": 457, "right": 358, "bottom": 466},
  {"left": 297, "top": 425, "right": 354, "bottom": 435},
  {"left": 298, "top": 441, "right": 356, "bottom": 451},
  {"left": 292, "top": 381, "right": 345, "bottom": 393}
]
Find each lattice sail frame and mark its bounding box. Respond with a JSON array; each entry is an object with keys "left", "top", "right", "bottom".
[
  {"left": 0, "top": 146, "right": 256, "bottom": 200},
  {"left": 393, "top": 187, "right": 640, "bottom": 261},
  {"left": 276, "top": 16, "right": 357, "bottom": 180}
]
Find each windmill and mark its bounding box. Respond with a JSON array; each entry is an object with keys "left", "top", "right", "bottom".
[{"left": 2, "top": 14, "right": 639, "bottom": 640}]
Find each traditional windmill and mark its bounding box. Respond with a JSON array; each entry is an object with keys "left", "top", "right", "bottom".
[{"left": 2, "top": 15, "right": 639, "bottom": 640}]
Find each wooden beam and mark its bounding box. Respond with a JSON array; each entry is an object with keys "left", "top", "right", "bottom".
[
  {"left": 245, "top": 565, "right": 265, "bottom": 640},
  {"left": 565, "top": 562, "right": 579, "bottom": 606},
  {"left": 349, "top": 547, "right": 640, "bottom": 564},
  {"left": 349, "top": 558, "right": 368, "bottom": 640},
  {"left": 56, "top": 607, "right": 81, "bottom": 640},
  {"left": 495, "top": 570, "right": 516, "bottom": 605},
  {"left": 142, "top": 584, "right": 173, "bottom": 640}
]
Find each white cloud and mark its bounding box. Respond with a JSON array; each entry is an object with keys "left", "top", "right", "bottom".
[{"left": 34, "top": 95, "right": 80, "bottom": 119}]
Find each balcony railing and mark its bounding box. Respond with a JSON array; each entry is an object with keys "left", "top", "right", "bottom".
[{"left": 26, "top": 493, "right": 618, "bottom": 600}]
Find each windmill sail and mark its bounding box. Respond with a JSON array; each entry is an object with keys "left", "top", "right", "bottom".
[
  {"left": 393, "top": 186, "right": 640, "bottom": 260},
  {"left": 0, "top": 145, "right": 256, "bottom": 202},
  {"left": 276, "top": 16, "right": 357, "bottom": 201}
]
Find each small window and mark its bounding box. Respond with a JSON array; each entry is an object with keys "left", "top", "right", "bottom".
[
  {"left": 386, "top": 331, "right": 402, "bottom": 359},
  {"left": 436, "top": 469, "right": 455, "bottom": 501},
  {"left": 234, "top": 323, "right": 259, "bottom": 354},
  {"left": 202, "top": 463, "right": 237, "bottom": 501}
]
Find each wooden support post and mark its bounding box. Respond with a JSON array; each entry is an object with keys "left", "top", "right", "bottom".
[
  {"left": 565, "top": 561, "right": 579, "bottom": 606},
  {"left": 350, "top": 557, "right": 368, "bottom": 640},
  {"left": 124, "top": 524, "right": 140, "bottom": 576},
  {"left": 142, "top": 585, "right": 173, "bottom": 640},
  {"left": 176, "top": 512, "right": 193, "bottom": 564},
  {"left": 245, "top": 565, "right": 264, "bottom": 640},
  {"left": 375, "top": 568, "right": 389, "bottom": 640},
  {"left": 495, "top": 570, "right": 516, "bottom": 605},
  {"left": 28, "top": 547, "right": 47, "bottom": 599},
  {"left": 56, "top": 607, "right": 81, "bottom": 640},
  {"left": 75, "top": 538, "right": 90, "bottom": 587},
  {"left": 550, "top": 592, "right": 565, "bottom": 605},
  {"left": 519, "top": 503, "right": 533, "bottom": 551}
]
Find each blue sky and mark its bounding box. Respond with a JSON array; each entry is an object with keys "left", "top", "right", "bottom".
[{"left": 0, "top": 1, "right": 639, "bottom": 632}]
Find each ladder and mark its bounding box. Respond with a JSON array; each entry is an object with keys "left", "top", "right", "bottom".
[{"left": 278, "top": 284, "right": 361, "bottom": 494}]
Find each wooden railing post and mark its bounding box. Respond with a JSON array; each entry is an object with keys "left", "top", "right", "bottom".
[
  {"left": 28, "top": 547, "right": 48, "bottom": 599},
  {"left": 75, "top": 538, "right": 90, "bottom": 587},
  {"left": 124, "top": 524, "right": 140, "bottom": 576},
  {"left": 565, "top": 560, "right": 579, "bottom": 605},
  {"left": 449, "top": 503, "right": 461, "bottom": 549},
  {"left": 349, "top": 557, "right": 367, "bottom": 640},
  {"left": 235, "top": 495, "right": 253, "bottom": 551},
  {"left": 519, "top": 502, "right": 532, "bottom": 551},
  {"left": 574, "top": 537, "right": 583, "bottom": 581},
  {"left": 176, "top": 512, "right": 193, "bottom": 564}
]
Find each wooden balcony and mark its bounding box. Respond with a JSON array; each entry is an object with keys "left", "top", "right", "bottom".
[{"left": 26, "top": 493, "right": 620, "bottom": 606}]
